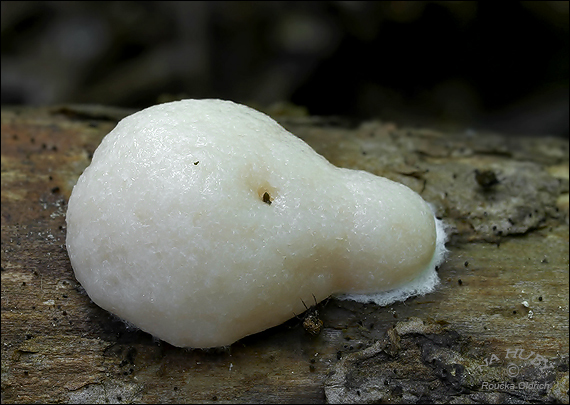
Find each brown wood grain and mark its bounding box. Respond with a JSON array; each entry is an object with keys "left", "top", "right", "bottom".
[{"left": 1, "top": 105, "right": 568, "bottom": 403}]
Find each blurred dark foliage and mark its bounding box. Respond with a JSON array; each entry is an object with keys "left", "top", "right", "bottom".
[{"left": 1, "top": 1, "right": 568, "bottom": 136}]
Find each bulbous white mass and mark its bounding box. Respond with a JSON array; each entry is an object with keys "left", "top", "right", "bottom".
[{"left": 66, "top": 99, "right": 446, "bottom": 348}]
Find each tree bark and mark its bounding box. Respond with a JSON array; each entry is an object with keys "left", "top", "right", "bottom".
[{"left": 1, "top": 105, "right": 568, "bottom": 404}]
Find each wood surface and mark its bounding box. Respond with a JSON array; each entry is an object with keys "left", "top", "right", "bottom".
[{"left": 1, "top": 105, "right": 568, "bottom": 404}]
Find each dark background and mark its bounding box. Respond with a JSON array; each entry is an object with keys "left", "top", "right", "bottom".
[{"left": 1, "top": 1, "right": 568, "bottom": 137}]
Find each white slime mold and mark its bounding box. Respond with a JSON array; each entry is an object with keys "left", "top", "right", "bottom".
[{"left": 66, "top": 99, "right": 447, "bottom": 348}]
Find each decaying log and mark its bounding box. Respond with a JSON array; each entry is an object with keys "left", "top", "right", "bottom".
[{"left": 1, "top": 105, "right": 568, "bottom": 404}]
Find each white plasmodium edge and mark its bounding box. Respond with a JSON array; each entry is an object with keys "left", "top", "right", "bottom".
[
  {"left": 335, "top": 205, "right": 449, "bottom": 306},
  {"left": 93, "top": 203, "right": 448, "bottom": 340}
]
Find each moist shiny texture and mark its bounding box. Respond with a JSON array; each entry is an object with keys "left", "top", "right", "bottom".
[{"left": 66, "top": 99, "right": 446, "bottom": 348}]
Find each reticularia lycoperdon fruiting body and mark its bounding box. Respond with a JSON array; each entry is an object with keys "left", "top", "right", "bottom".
[{"left": 66, "top": 99, "right": 447, "bottom": 348}]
